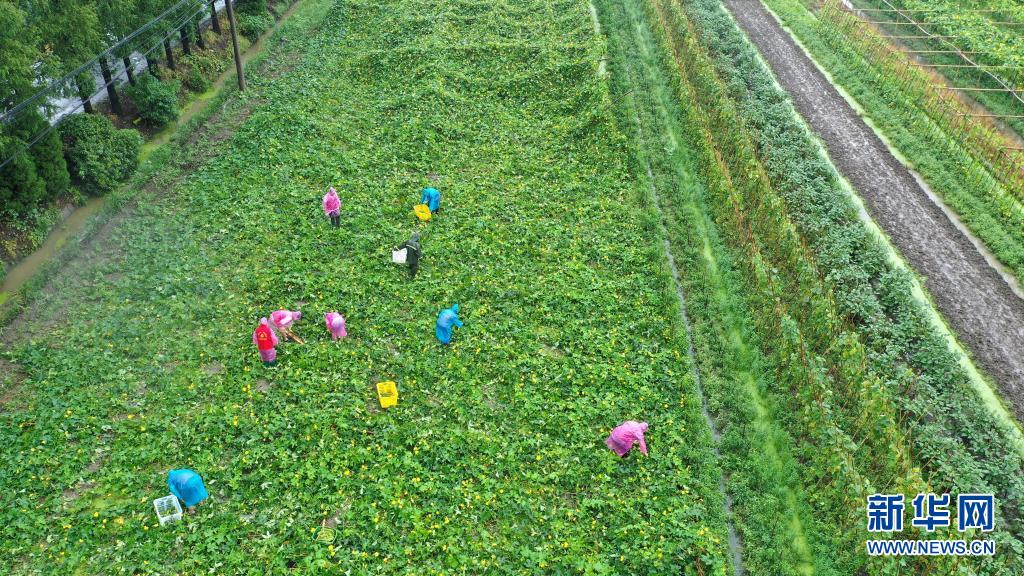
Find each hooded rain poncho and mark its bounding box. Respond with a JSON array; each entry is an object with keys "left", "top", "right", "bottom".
[
  {"left": 322, "top": 188, "right": 341, "bottom": 216},
  {"left": 435, "top": 304, "right": 463, "bottom": 344},
  {"left": 168, "top": 469, "right": 209, "bottom": 507},
  {"left": 396, "top": 233, "right": 422, "bottom": 278},
  {"left": 420, "top": 187, "right": 441, "bottom": 212},
  {"left": 325, "top": 312, "right": 347, "bottom": 340},
  {"left": 606, "top": 421, "right": 649, "bottom": 457}
]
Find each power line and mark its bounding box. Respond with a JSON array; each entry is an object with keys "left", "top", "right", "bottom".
[
  {"left": 1, "top": 1, "right": 214, "bottom": 172},
  {"left": 0, "top": 0, "right": 207, "bottom": 125}
]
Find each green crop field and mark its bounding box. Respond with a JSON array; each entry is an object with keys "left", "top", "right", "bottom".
[
  {"left": 2, "top": 0, "right": 735, "bottom": 573},
  {"left": 2, "top": 0, "right": 1023, "bottom": 574}
]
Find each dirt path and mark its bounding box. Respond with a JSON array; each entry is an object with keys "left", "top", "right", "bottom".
[{"left": 722, "top": 0, "right": 1024, "bottom": 422}]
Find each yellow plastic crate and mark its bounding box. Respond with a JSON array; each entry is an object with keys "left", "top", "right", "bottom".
[
  {"left": 376, "top": 381, "right": 398, "bottom": 409},
  {"left": 413, "top": 204, "right": 432, "bottom": 222}
]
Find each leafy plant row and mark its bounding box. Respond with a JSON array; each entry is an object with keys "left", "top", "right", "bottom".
[
  {"left": 597, "top": 0, "right": 885, "bottom": 572},
  {"left": 648, "top": 0, "right": 1024, "bottom": 571},
  {"left": 592, "top": 5, "right": 757, "bottom": 574},
  {"left": 686, "top": 0, "right": 1024, "bottom": 564},
  {"left": 643, "top": 0, "right": 933, "bottom": 573}
]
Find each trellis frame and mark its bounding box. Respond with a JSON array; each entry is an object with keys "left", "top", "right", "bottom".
[{"left": 818, "top": 0, "right": 1024, "bottom": 194}]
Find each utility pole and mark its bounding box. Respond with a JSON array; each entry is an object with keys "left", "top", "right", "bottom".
[
  {"left": 225, "top": 0, "right": 246, "bottom": 91},
  {"left": 210, "top": 1, "right": 222, "bottom": 34}
]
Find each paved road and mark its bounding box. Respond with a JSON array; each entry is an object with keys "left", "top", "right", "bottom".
[{"left": 48, "top": 1, "right": 228, "bottom": 123}]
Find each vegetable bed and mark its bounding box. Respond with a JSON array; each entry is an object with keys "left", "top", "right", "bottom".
[
  {"left": 653, "top": 0, "right": 1024, "bottom": 572},
  {"left": 0, "top": 0, "right": 735, "bottom": 573}
]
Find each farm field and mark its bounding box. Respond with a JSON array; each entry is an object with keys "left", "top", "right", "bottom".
[
  {"left": 2, "top": 0, "right": 739, "bottom": 573},
  {"left": 606, "top": 0, "right": 1024, "bottom": 572},
  {"left": 3, "top": 0, "right": 1024, "bottom": 574},
  {"left": 720, "top": 0, "right": 1024, "bottom": 423},
  {"left": 758, "top": 0, "right": 1024, "bottom": 291}
]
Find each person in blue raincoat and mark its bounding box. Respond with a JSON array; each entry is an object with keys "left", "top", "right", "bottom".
[
  {"left": 435, "top": 304, "right": 463, "bottom": 345},
  {"left": 168, "top": 469, "right": 209, "bottom": 513},
  {"left": 420, "top": 187, "right": 441, "bottom": 213}
]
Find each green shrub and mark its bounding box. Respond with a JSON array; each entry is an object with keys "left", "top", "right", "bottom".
[
  {"left": 59, "top": 113, "right": 141, "bottom": 196},
  {"left": 0, "top": 134, "right": 47, "bottom": 217},
  {"left": 13, "top": 111, "right": 70, "bottom": 201},
  {"left": 236, "top": 0, "right": 273, "bottom": 40},
  {"left": 183, "top": 65, "right": 211, "bottom": 93},
  {"left": 237, "top": 12, "right": 274, "bottom": 42},
  {"left": 235, "top": 0, "right": 269, "bottom": 16},
  {"left": 125, "top": 74, "right": 180, "bottom": 127},
  {"left": 180, "top": 52, "right": 222, "bottom": 92},
  {"left": 25, "top": 204, "right": 61, "bottom": 249}
]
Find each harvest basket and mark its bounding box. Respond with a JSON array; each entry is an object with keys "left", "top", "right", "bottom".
[
  {"left": 413, "top": 204, "right": 432, "bottom": 221},
  {"left": 376, "top": 380, "right": 398, "bottom": 409},
  {"left": 153, "top": 495, "right": 183, "bottom": 526}
]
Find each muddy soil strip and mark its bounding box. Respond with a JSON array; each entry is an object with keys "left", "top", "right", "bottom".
[{"left": 723, "top": 0, "right": 1024, "bottom": 423}]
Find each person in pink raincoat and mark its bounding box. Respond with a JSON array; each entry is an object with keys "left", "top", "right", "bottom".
[
  {"left": 270, "top": 309, "right": 303, "bottom": 343},
  {"left": 606, "top": 421, "right": 649, "bottom": 457},
  {"left": 324, "top": 312, "right": 347, "bottom": 341},
  {"left": 252, "top": 318, "right": 279, "bottom": 367},
  {"left": 323, "top": 187, "right": 341, "bottom": 227}
]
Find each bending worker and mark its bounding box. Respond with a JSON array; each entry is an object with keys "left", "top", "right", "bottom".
[
  {"left": 394, "top": 232, "right": 422, "bottom": 279},
  {"left": 606, "top": 421, "right": 649, "bottom": 457},
  {"left": 168, "top": 469, "right": 209, "bottom": 513},
  {"left": 421, "top": 186, "right": 441, "bottom": 213},
  {"left": 435, "top": 304, "right": 463, "bottom": 345},
  {"left": 270, "top": 309, "right": 304, "bottom": 344}
]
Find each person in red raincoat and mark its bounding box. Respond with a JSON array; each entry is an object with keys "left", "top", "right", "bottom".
[{"left": 252, "top": 317, "right": 279, "bottom": 367}]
